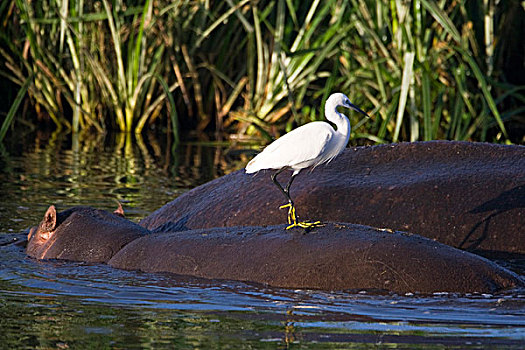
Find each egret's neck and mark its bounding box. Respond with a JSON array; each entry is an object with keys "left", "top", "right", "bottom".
[
  {"left": 333, "top": 111, "right": 351, "bottom": 138},
  {"left": 325, "top": 103, "right": 351, "bottom": 139}
]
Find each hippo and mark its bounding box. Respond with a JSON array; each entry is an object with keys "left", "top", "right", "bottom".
[
  {"left": 140, "top": 141, "right": 525, "bottom": 256},
  {"left": 26, "top": 205, "right": 524, "bottom": 294},
  {"left": 26, "top": 205, "right": 149, "bottom": 262}
]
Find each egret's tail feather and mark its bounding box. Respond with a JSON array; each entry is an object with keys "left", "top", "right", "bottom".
[{"left": 245, "top": 158, "right": 258, "bottom": 173}]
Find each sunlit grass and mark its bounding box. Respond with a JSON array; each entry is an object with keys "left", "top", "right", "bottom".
[{"left": 0, "top": 0, "right": 523, "bottom": 144}]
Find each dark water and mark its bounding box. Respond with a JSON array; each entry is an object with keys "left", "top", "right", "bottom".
[{"left": 1, "top": 132, "right": 524, "bottom": 349}]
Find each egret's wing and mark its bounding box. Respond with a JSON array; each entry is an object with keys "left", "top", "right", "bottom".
[{"left": 246, "top": 122, "right": 334, "bottom": 172}]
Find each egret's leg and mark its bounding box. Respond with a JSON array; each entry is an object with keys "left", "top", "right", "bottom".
[
  {"left": 281, "top": 173, "right": 323, "bottom": 229},
  {"left": 283, "top": 173, "right": 296, "bottom": 198},
  {"left": 271, "top": 170, "right": 323, "bottom": 230},
  {"left": 271, "top": 169, "right": 294, "bottom": 206},
  {"left": 271, "top": 169, "right": 295, "bottom": 224},
  {"left": 281, "top": 173, "right": 299, "bottom": 225},
  {"left": 279, "top": 203, "right": 295, "bottom": 225}
]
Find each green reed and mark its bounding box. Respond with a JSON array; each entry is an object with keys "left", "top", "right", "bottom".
[
  {"left": 1, "top": 0, "right": 178, "bottom": 139},
  {"left": 336, "top": 0, "right": 521, "bottom": 143},
  {"left": 0, "top": 0, "right": 523, "bottom": 144}
]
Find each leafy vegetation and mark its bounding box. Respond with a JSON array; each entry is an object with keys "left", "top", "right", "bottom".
[{"left": 1, "top": 0, "right": 523, "bottom": 144}]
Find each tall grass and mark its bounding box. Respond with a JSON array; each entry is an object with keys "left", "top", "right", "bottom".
[
  {"left": 337, "top": 0, "right": 521, "bottom": 143},
  {"left": 1, "top": 0, "right": 179, "bottom": 138},
  {"left": 1, "top": 0, "right": 523, "bottom": 144},
  {"left": 226, "top": 0, "right": 356, "bottom": 140}
]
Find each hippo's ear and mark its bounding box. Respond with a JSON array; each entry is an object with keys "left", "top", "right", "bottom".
[
  {"left": 114, "top": 202, "right": 125, "bottom": 218},
  {"left": 27, "top": 226, "right": 37, "bottom": 241},
  {"left": 41, "top": 205, "right": 57, "bottom": 233}
]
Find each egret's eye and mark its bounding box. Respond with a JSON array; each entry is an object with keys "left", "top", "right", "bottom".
[{"left": 244, "top": 92, "right": 352, "bottom": 229}]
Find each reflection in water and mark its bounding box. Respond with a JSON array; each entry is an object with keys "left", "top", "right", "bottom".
[
  {"left": 1, "top": 132, "right": 524, "bottom": 348},
  {"left": 0, "top": 131, "right": 248, "bottom": 232}
]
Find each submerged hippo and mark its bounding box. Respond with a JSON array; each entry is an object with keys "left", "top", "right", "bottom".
[
  {"left": 26, "top": 205, "right": 149, "bottom": 262},
  {"left": 27, "top": 206, "right": 524, "bottom": 294},
  {"left": 141, "top": 141, "right": 525, "bottom": 256}
]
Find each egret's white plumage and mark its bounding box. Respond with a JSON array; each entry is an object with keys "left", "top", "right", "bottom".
[
  {"left": 246, "top": 93, "right": 365, "bottom": 175},
  {"left": 244, "top": 92, "right": 370, "bottom": 229}
]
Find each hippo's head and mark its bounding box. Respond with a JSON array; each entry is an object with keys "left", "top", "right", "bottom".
[{"left": 27, "top": 205, "right": 150, "bottom": 263}]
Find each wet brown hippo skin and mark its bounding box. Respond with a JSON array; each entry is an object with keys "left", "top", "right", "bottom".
[
  {"left": 108, "top": 223, "right": 524, "bottom": 294},
  {"left": 26, "top": 206, "right": 149, "bottom": 263},
  {"left": 140, "top": 141, "right": 525, "bottom": 255},
  {"left": 26, "top": 206, "right": 524, "bottom": 293}
]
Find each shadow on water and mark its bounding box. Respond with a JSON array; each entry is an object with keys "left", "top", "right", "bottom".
[{"left": 1, "top": 132, "right": 525, "bottom": 348}]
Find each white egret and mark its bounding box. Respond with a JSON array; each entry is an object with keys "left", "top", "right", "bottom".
[{"left": 245, "top": 92, "right": 370, "bottom": 229}]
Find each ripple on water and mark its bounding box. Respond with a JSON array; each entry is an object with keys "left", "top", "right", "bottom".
[
  {"left": 1, "top": 133, "right": 524, "bottom": 348},
  {"left": 1, "top": 240, "right": 524, "bottom": 348}
]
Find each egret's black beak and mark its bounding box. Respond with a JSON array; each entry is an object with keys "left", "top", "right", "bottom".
[{"left": 345, "top": 102, "right": 370, "bottom": 119}]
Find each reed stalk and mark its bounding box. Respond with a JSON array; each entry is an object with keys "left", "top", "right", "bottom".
[{"left": 0, "top": 0, "right": 522, "bottom": 144}]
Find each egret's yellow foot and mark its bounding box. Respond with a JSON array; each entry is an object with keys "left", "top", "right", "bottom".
[
  {"left": 279, "top": 203, "right": 295, "bottom": 225},
  {"left": 279, "top": 203, "right": 323, "bottom": 230},
  {"left": 292, "top": 220, "right": 323, "bottom": 229}
]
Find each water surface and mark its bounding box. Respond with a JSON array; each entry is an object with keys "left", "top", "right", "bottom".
[{"left": 1, "top": 132, "right": 524, "bottom": 348}]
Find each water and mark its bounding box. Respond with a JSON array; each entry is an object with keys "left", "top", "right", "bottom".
[{"left": 1, "top": 132, "right": 524, "bottom": 349}]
